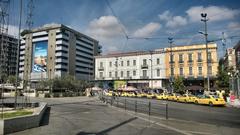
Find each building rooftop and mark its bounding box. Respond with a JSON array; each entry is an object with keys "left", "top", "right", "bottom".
[
  {"left": 21, "top": 23, "right": 98, "bottom": 43},
  {"left": 96, "top": 43, "right": 217, "bottom": 58}
]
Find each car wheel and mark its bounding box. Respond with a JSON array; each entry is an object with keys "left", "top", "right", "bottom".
[
  {"left": 195, "top": 101, "right": 198, "bottom": 104},
  {"left": 209, "top": 102, "right": 213, "bottom": 107},
  {"left": 184, "top": 99, "right": 187, "bottom": 103}
]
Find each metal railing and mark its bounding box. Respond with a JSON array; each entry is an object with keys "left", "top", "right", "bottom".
[{"left": 99, "top": 95, "right": 169, "bottom": 120}]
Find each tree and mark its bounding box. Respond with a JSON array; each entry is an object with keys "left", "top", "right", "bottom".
[
  {"left": 173, "top": 76, "right": 185, "bottom": 93},
  {"left": 216, "top": 58, "right": 230, "bottom": 88}
]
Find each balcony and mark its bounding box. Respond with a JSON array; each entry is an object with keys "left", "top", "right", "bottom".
[
  {"left": 197, "top": 59, "right": 203, "bottom": 62},
  {"left": 178, "top": 60, "right": 184, "bottom": 63},
  {"left": 96, "top": 77, "right": 105, "bottom": 80},
  {"left": 141, "top": 64, "right": 148, "bottom": 69},
  {"left": 188, "top": 60, "right": 193, "bottom": 63},
  {"left": 140, "top": 76, "right": 149, "bottom": 79},
  {"left": 207, "top": 59, "right": 213, "bottom": 63},
  {"left": 169, "top": 61, "right": 175, "bottom": 64},
  {"left": 124, "top": 76, "right": 132, "bottom": 80},
  {"left": 98, "top": 67, "right": 104, "bottom": 71}
]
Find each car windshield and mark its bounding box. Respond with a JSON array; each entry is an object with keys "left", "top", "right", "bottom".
[{"left": 211, "top": 95, "right": 219, "bottom": 98}]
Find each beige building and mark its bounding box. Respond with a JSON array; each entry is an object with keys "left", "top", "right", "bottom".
[
  {"left": 19, "top": 24, "right": 101, "bottom": 88},
  {"left": 165, "top": 43, "right": 218, "bottom": 88}
]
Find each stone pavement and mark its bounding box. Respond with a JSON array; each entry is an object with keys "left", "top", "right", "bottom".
[{"left": 10, "top": 97, "right": 183, "bottom": 135}]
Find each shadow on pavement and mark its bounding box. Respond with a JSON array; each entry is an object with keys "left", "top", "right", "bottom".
[
  {"left": 76, "top": 117, "right": 138, "bottom": 135},
  {"left": 40, "top": 107, "right": 51, "bottom": 126}
]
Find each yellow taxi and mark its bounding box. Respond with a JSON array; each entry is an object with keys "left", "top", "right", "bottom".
[
  {"left": 121, "top": 92, "right": 128, "bottom": 97},
  {"left": 167, "top": 93, "right": 181, "bottom": 101},
  {"left": 156, "top": 93, "right": 168, "bottom": 100},
  {"left": 178, "top": 94, "right": 197, "bottom": 103},
  {"left": 146, "top": 93, "right": 156, "bottom": 99},
  {"left": 126, "top": 92, "right": 136, "bottom": 97},
  {"left": 105, "top": 91, "right": 113, "bottom": 96},
  {"left": 194, "top": 95, "right": 226, "bottom": 106},
  {"left": 140, "top": 92, "right": 148, "bottom": 98},
  {"left": 136, "top": 92, "right": 143, "bottom": 98}
]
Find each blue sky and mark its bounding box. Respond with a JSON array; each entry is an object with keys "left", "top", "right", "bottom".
[{"left": 7, "top": 0, "right": 240, "bottom": 57}]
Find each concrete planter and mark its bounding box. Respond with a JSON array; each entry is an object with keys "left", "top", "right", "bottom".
[{"left": 0, "top": 102, "right": 48, "bottom": 135}]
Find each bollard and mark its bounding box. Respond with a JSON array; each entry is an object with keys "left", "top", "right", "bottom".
[
  {"left": 148, "top": 101, "right": 151, "bottom": 116},
  {"left": 166, "top": 103, "right": 168, "bottom": 120}
]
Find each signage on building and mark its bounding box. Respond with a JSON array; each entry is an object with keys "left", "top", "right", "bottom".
[{"left": 32, "top": 41, "right": 48, "bottom": 72}]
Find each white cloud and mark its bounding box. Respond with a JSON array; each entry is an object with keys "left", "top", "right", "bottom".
[
  {"left": 86, "top": 15, "right": 126, "bottom": 39},
  {"left": 228, "top": 22, "right": 240, "bottom": 29},
  {"left": 186, "top": 6, "right": 240, "bottom": 22},
  {"left": 158, "top": 11, "right": 187, "bottom": 28},
  {"left": 166, "top": 16, "right": 187, "bottom": 28},
  {"left": 133, "top": 22, "right": 161, "bottom": 38},
  {"left": 158, "top": 11, "right": 171, "bottom": 21}
]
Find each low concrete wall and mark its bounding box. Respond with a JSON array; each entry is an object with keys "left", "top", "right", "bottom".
[{"left": 0, "top": 102, "right": 48, "bottom": 135}]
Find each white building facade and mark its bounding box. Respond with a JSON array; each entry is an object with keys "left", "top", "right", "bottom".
[{"left": 95, "top": 50, "right": 167, "bottom": 89}]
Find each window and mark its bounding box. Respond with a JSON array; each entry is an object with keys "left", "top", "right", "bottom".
[
  {"left": 121, "top": 71, "right": 123, "bottom": 77},
  {"left": 157, "top": 69, "right": 160, "bottom": 77},
  {"left": 109, "top": 62, "right": 112, "bottom": 67},
  {"left": 157, "top": 58, "right": 160, "bottom": 64},
  {"left": 198, "top": 67, "right": 202, "bottom": 75},
  {"left": 133, "top": 70, "right": 136, "bottom": 76},
  {"left": 188, "top": 53, "right": 193, "bottom": 62},
  {"left": 115, "top": 71, "right": 118, "bottom": 78},
  {"left": 100, "top": 72, "right": 103, "bottom": 78},
  {"left": 189, "top": 67, "right": 193, "bottom": 75},
  {"left": 127, "top": 60, "right": 130, "bottom": 66},
  {"left": 143, "top": 70, "right": 147, "bottom": 77},
  {"left": 170, "top": 54, "right": 174, "bottom": 62},
  {"left": 127, "top": 71, "right": 130, "bottom": 77},
  {"left": 109, "top": 72, "right": 112, "bottom": 77},
  {"left": 133, "top": 60, "right": 136, "bottom": 66},
  {"left": 207, "top": 52, "right": 212, "bottom": 61},
  {"left": 171, "top": 68, "right": 174, "bottom": 76},
  {"left": 180, "top": 67, "right": 183, "bottom": 76},
  {"left": 121, "top": 61, "right": 123, "bottom": 66},
  {"left": 100, "top": 62, "right": 103, "bottom": 67},
  {"left": 143, "top": 59, "right": 147, "bottom": 65},
  {"left": 179, "top": 54, "right": 183, "bottom": 63},
  {"left": 115, "top": 61, "right": 118, "bottom": 67},
  {"left": 208, "top": 66, "right": 212, "bottom": 75},
  {"left": 198, "top": 52, "right": 202, "bottom": 61}
]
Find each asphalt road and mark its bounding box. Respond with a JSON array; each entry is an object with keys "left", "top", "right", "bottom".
[{"left": 107, "top": 96, "right": 240, "bottom": 129}]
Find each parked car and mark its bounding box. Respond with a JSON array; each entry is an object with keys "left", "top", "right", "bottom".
[
  {"left": 178, "top": 94, "right": 197, "bottom": 103},
  {"left": 146, "top": 92, "right": 156, "bottom": 99},
  {"left": 194, "top": 95, "right": 226, "bottom": 106},
  {"left": 167, "top": 93, "right": 181, "bottom": 101},
  {"left": 156, "top": 93, "right": 168, "bottom": 100}
]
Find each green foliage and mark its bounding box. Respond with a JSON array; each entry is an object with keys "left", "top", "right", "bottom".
[
  {"left": 173, "top": 76, "right": 185, "bottom": 93},
  {"left": 216, "top": 58, "right": 230, "bottom": 88},
  {"left": 38, "top": 75, "right": 90, "bottom": 96},
  {"left": 1, "top": 109, "right": 33, "bottom": 119}
]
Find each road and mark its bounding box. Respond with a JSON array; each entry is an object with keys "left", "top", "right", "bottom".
[
  {"left": 108, "top": 96, "right": 240, "bottom": 129},
  {"left": 3, "top": 96, "right": 240, "bottom": 135}
]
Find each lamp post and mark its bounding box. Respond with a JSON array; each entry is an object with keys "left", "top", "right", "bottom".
[
  {"left": 200, "top": 13, "right": 210, "bottom": 91},
  {"left": 228, "top": 72, "right": 234, "bottom": 94},
  {"left": 149, "top": 51, "right": 153, "bottom": 89},
  {"left": 168, "top": 37, "right": 174, "bottom": 93}
]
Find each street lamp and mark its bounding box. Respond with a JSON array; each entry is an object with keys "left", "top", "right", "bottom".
[
  {"left": 199, "top": 13, "right": 210, "bottom": 91},
  {"left": 149, "top": 51, "right": 153, "bottom": 89},
  {"left": 168, "top": 37, "right": 174, "bottom": 93}
]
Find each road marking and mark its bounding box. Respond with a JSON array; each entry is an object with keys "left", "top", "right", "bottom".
[{"left": 110, "top": 105, "right": 192, "bottom": 135}]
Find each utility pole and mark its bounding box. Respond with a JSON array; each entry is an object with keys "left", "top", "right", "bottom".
[
  {"left": 200, "top": 13, "right": 210, "bottom": 91},
  {"left": 168, "top": 37, "right": 174, "bottom": 93},
  {"left": 25, "top": 0, "right": 34, "bottom": 105}
]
